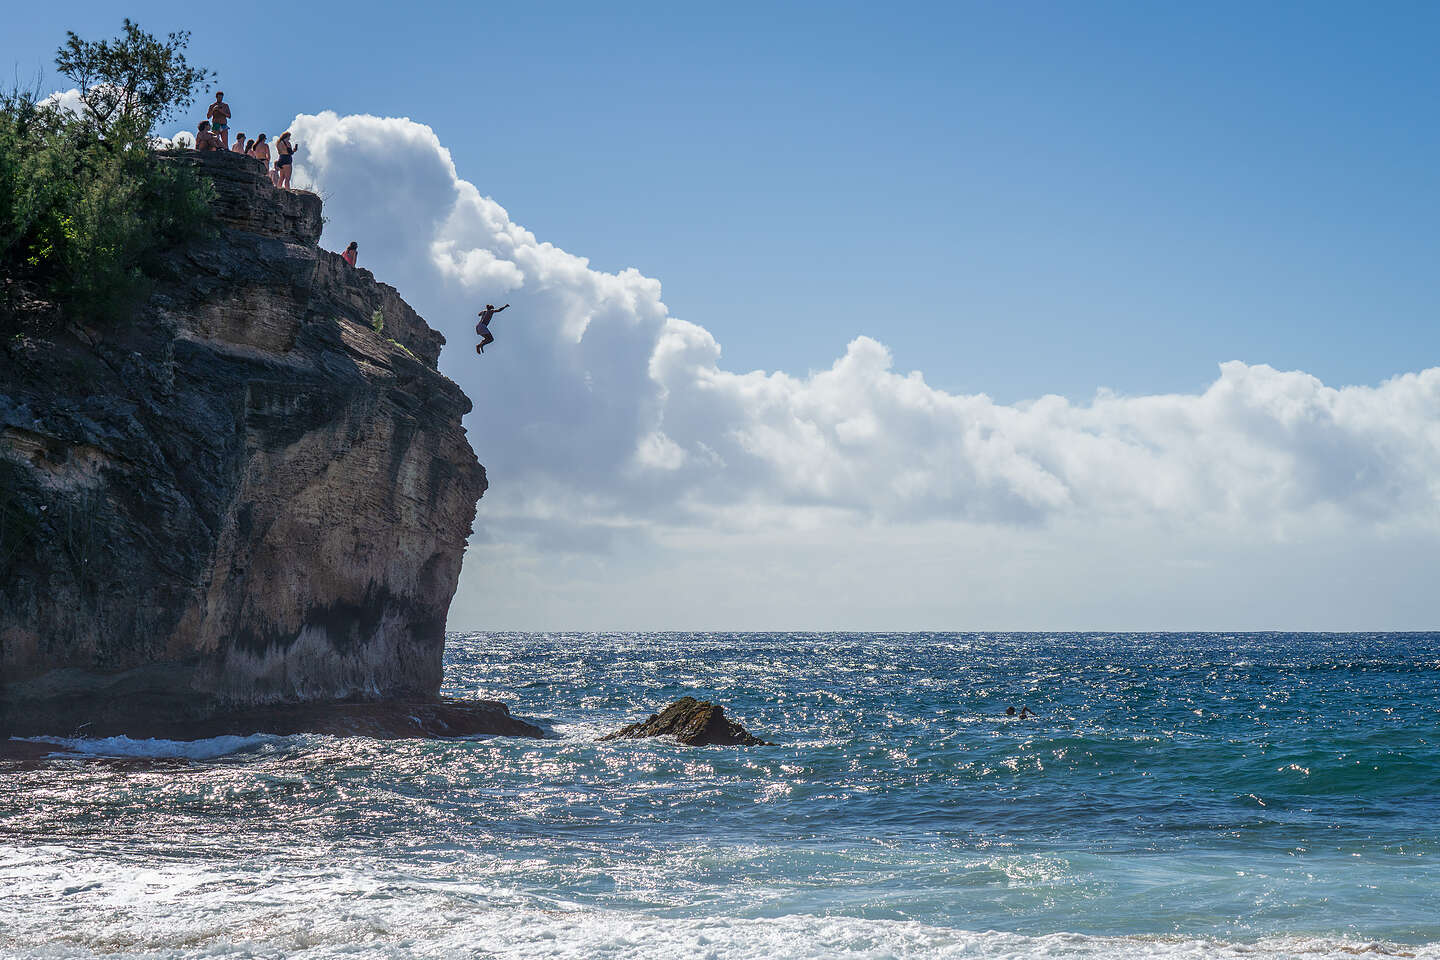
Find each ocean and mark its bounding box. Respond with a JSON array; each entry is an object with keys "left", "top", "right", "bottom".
[{"left": 2, "top": 632, "right": 1438, "bottom": 959}]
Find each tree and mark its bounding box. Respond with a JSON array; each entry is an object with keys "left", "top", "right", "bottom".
[
  {"left": 54, "top": 19, "right": 212, "bottom": 138},
  {"left": 1, "top": 22, "right": 215, "bottom": 324}
]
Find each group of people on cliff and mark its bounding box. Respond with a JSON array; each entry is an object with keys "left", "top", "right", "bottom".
[
  {"left": 190, "top": 94, "right": 514, "bottom": 355},
  {"left": 191, "top": 92, "right": 361, "bottom": 272},
  {"left": 192, "top": 92, "right": 299, "bottom": 189}
]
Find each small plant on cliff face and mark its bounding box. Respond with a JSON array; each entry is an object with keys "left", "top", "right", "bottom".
[
  {"left": 386, "top": 337, "right": 418, "bottom": 362},
  {"left": 370, "top": 309, "right": 384, "bottom": 333},
  {"left": 0, "top": 22, "right": 214, "bottom": 326}
]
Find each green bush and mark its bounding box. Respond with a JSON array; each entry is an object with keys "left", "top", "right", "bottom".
[{"left": 0, "top": 21, "right": 215, "bottom": 326}]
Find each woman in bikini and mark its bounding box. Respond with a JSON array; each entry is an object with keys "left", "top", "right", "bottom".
[{"left": 274, "top": 132, "right": 299, "bottom": 189}]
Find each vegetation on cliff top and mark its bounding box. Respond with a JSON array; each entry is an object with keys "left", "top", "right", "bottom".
[{"left": 0, "top": 20, "right": 215, "bottom": 326}]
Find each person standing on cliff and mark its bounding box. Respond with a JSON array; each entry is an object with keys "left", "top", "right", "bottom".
[
  {"left": 274, "top": 132, "right": 299, "bottom": 189},
  {"left": 249, "top": 133, "right": 270, "bottom": 175},
  {"left": 206, "top": 92, "right": 231, "bottom": 141},
  {"left": 475, "top": 304, "right": 510, "bottom": 354}
]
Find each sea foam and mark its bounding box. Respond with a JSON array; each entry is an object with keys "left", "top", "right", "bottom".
[
  {"left": 21, "top": 733, "right": 283, "bottom": 761},
  {"left": 5, "top": 632, "right": 1439, "bottom": 958}
]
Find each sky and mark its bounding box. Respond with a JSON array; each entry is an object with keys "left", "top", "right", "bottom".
[{"left": 7, "top": 2, "right": 1440, "bottom": 629}]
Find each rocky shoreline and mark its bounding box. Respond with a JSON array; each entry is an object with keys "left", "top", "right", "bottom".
[
  {"left": 3, "top": 696, "right": 543, "bottom": 745},
  {"left": 0, "top": 695, "right": 773, "bottom": 759}
]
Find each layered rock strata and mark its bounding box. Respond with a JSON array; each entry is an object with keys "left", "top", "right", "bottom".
[{"left": 0, "top": 150, "right": 488, "bottom": 737}]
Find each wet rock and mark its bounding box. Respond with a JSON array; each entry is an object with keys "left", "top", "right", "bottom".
[
  {"left": 205, "top": 697, "right": 545, "bottom": 740},
  {"left": 2, "top": 698, "right": 543, "bottom": 746},
  {"left": 601, "top": 697, "right": 772, "bottom": 746}
]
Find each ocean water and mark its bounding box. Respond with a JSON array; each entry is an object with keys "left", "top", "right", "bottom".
[{"left": 2, "top": 632, "right": 1438, "bottom": 959}]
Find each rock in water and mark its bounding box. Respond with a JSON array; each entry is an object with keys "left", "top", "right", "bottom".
[
  {"left": 601, "top": 697, "right": 772, "bottom": 746},
  {"left": 0, "top": 150, "right": 491, "bottom": 737},
  {"left": 107, "top": 697, "right": 544, "bottom": 741}
]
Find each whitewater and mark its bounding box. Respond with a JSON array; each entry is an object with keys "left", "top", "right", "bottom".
[{"left": 3, "top": 632, "right": 1437, "bottom": 959}]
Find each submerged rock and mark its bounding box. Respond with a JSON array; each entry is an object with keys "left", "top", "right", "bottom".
[
  {"left": 0, "top": 150, "right": 488, "bottom": 737},
  {"left": 601, "top": 697, "right": 772, "bottom": 746}
]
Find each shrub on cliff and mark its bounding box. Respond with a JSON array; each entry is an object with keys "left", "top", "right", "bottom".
[{"left": 0, "top": 21, "right": 214, "bottom": 326}]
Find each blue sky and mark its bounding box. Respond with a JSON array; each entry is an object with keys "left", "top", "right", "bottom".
[
  {"left": 8, "top": 1, "right": 1439, "bottom": 403},
  {"left": 9, "top": 3, "right": 1440, "bottom": 629}
]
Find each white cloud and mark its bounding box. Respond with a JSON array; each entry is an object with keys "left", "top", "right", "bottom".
[
  {"left": 41, "top": 87, "right": 85, "bottom": 115},
  {"left": 44, "top": 87, "right": 199, "bottom": 149},
  {"left": 285, "top": 111, "right": 1440, "bottom": 628}
]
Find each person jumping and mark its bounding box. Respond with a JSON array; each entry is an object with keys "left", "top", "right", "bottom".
[{"left": 475, "top": 303, "right": 510, "bottom": 354}]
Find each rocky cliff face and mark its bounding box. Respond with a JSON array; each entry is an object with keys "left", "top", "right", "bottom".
[{"left": 0, "top": 150, "right": 486, "bottom": 737}]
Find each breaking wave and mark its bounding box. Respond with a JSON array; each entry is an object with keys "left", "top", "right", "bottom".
[{"left": 21, "top": 733, "right": 286, "bottom": 761}]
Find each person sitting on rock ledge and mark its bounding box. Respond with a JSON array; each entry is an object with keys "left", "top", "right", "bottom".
[
  {"left": 231, "top": 132, "right": 246, "bottom": 153},
  {"left": 342, "top": 242, "right": 358, "bottom": 267},
  {"left": 475, "top": 303, "right": 510, "bottom": 354},
  {"left": 194, "top": 120, "right": 224, "bottom": 151}
]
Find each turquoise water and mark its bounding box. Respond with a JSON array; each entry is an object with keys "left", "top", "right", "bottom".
[{"left": 3, "top": 632, "right": 1438, "bottom": 958}]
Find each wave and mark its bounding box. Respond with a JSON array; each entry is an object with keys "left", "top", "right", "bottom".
[
  {"left": 4, "top": 905, "right": 1438, "bottom": 960},
  {"left": 509, "top": 920, "right": 1440, "bottom": 960},
  {"left": 19, "top": 733, "right": 285, "bottom": 761}
]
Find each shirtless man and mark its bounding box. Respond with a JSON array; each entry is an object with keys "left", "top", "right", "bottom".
[
  {"left": 475, "top": 303, "right": 510, "bottom": 354},
  {"left": 206, "top": 92, "right": 232, "bottom": 141},
  {"left": 194, "top": 121, "right": 224, "bottom": 151}
]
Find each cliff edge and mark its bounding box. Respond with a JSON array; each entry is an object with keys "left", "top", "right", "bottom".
[{"left": 0, "top": 150, "right": 488, "bottom": 737}]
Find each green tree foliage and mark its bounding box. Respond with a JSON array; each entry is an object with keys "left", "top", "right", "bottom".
[
  {"left": 0, "top": 22, "right": 215, "bottom": 325},
  {"left": 55, "top": 19, "right": 212, "bottom": 139}
]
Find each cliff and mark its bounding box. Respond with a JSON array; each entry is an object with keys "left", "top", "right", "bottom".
[{"left": 0, "top": 150, "right": 490, "bottom": 737}]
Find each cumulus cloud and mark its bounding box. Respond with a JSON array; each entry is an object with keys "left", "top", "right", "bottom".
[
  {"left": 273, "top": 109, "right": 1440, "bottom": 628},
  {"left": 41, "top": 87, "right": 85, "bottom": 115},
  {"left": 289, "top": 109, "right": 1440, "bottom": 558}
]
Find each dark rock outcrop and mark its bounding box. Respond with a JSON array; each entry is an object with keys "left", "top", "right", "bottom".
[
  {"left": 230, "top": 697, "right": 545, "bottom": 740},
  {"left": 601, "top": 697, "right": 772, "bottom": 746},
  {"left": 72, "top": 697, "right": 542, "bottom": 741},
  {"left": 0, "top": 149, "right": 493, "bottom": 737},
  {"left": 0, "top": 699, "right": 542, "bottom": 769}
]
